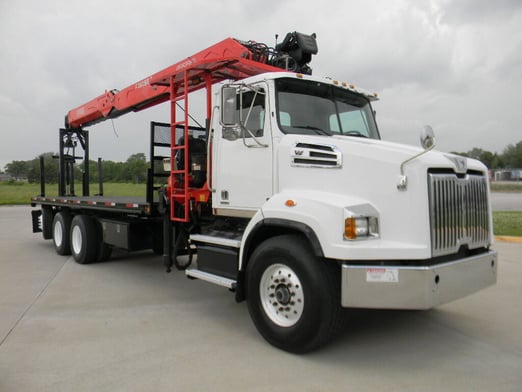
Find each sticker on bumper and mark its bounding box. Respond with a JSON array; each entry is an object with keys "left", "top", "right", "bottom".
[{"left": 366, "top": 268, "right": 399, "bottom": 283}]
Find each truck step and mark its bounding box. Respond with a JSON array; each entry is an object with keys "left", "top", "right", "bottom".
[
  {"left": 185, "top": 268, "right": 237, "bottom": 289},
  {"left": 190, "top": 234, "right": 240, "bottom": 248}
]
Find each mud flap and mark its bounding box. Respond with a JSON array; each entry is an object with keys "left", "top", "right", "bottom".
[{"left": 31, "top": 210, "right": 42, "bottom": 233}]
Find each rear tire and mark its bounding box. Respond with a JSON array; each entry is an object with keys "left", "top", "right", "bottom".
[
  {"left": 52, "top": 211, "right": 71, "bottom": 255},
  {"left": 70, "top": 215, "right": 99, "bottom": 264},
  {"left": 246, "top": 235, "right": 344, "bottom": 353}
]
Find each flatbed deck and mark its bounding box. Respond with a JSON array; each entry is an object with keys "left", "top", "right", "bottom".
[{"left": 31, "top": 195, "right": 153, "bottom": 215}]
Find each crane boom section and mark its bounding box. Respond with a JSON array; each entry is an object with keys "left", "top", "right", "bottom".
[{"left": 66, "top": 38, "right": 281, "bottom": 129}]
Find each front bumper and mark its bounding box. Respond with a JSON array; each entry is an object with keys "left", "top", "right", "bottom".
[{"left": 341, "top": 250, "right": 497, "bottom": 309}]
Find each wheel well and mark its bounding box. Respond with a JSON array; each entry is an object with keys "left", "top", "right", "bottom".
[{"left": 235, "top": 219, "right": 323, "bottom": 303}]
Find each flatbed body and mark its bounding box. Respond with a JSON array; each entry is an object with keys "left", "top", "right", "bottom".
[{"left": 31, "top": 196, "right": 153, "bottom": 216}]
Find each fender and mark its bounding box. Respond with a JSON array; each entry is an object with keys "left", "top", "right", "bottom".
[
  {"left": 234, "top": 190, "right": 372, "bottom": 302},
  {"left": 238, "top": 190, "right": 355, "bottom": 271},
  {"left": 240, "top": 217, "right": 324, "bottom": 270},
  {"left": 235, "top": 212, "right": 325, "bottom": 303},
  {"left": 258, "top": 190, "right": 371, "bottom": 259}
]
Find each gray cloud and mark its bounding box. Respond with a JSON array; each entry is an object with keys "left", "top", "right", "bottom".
[
  {"left": 439, "top": 0, "right": 522, "bottom": 25},
  {"left": 0, "top": 0, "right": 521, "bottom": 170}
]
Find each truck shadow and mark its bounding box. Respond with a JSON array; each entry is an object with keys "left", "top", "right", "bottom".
[
  {"left": 309, "top": 307, "right": 475, "bottom": 366},
  {"left": 35, "top": 242, "right": 479, "bottom": 363}
]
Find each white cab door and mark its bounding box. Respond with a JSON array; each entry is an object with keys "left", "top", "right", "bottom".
[{"left": 213, "top": 84, "right": 272, "bottom": 214}]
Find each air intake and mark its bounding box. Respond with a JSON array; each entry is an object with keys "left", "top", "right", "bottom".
[{"left": 291, "top": 143, "right": 342, "bottom": 168}]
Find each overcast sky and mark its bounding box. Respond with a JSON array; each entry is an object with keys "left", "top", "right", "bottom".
[{"left": 1, "top": 0, "right": 521, "bottom": 170}]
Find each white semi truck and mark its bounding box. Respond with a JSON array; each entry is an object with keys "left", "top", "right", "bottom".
[{"left": 31, "top": 32, "right": 497, "bottom": 352}]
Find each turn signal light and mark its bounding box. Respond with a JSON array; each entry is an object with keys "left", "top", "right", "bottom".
[
  {"left": 344, "top": 217, "right": 357, "bottom": 239},
  {"left": 344, "top": 216, "right": 376, "bottom": 240}
]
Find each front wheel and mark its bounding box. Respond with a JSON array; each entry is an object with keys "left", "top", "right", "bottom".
[{"left": 246, "top": 235, "right": 344, "bottom": 353}]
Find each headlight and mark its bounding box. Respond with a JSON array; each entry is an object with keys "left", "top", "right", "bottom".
[{"left": 343, "top": 207, "right": 379, "bottom": 240}]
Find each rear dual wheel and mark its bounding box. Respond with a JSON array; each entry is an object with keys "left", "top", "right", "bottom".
[
  {"left": 70, "top": 215, "right": 100, "bottom": 264},
  {"left": 52, "top": 211, "right": 72, "bottom": 255},
  {"left": 52, "top": 212, "right": 111, "bottom": 263}
]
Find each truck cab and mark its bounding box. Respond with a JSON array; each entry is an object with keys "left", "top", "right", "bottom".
[{"left": 204, "top": 71, "right": 497, "bottom": 347}]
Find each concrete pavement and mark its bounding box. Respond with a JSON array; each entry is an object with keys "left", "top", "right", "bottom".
[
  {"left": 491, "top": 191, "right": 522, "bottom": 211},
  {"left": 0, "top": 205, "right": 521, "bottom": 391}
]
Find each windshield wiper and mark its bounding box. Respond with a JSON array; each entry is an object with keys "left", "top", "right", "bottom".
[
  {"left": 344, "top": 130, "right": 368, "bottom": 138},
  {"left": 292, "top": 125, "right": 332, "bottom": 136}
]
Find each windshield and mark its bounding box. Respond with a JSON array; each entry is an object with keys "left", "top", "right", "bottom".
[{"left": 275, "top": 78, "right": 380, "bottom": 139}]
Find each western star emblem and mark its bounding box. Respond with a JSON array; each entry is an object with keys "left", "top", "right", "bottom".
[{"left": 445, "top": 155, "right": 468, "bottom": 173}]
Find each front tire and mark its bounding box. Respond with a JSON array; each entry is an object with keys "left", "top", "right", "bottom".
[
  {"left": 70, "top": 215, "right": 99, "bottom": 264},
  {"left": 246, "top": 235, "right": 344, "bottom": 353}
]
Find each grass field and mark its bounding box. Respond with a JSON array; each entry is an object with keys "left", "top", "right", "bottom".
[
  {"left": 493, "top": 211, "right": 522, "bottom": 237},
  {"left": 0, "top": 182, "right": 146, "bottom": 205},
  {"left": 490, "top": 182, "right": 522, "bottom": 192},
  {"left": 1, "top": 181, "right": 521, "bottom": 237}
]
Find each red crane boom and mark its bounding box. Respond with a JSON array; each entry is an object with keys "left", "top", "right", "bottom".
[
  {"left": 64, "top": 32, "right": 318, "bottom": 223},
  {"left": 65, "top": 38, "right": 282, "bottom": 129}
]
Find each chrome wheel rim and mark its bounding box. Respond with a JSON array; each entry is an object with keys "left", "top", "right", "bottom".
[
  {"left": 54, "top": 221, "right": 63, "bottom": 247},
  {"left": 259, "top": 263, "right": 304, "bottom": 327},
  {"left": 71, "top": 225, "right": 82, "bottom": 255}
]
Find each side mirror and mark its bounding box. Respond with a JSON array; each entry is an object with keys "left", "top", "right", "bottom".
[
  {"left": 420, "top": 125, "right": 435, "bottom": 150},
  {"left": 221, "top": 86, "right": 239, "bottom": 126},
  {"left": 398, "top": 125, "right": 436, "bottom": 190}
]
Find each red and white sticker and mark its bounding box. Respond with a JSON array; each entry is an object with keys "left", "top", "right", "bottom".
[{"left": 366, "top": 268, "right": 399, "bottom": 283}]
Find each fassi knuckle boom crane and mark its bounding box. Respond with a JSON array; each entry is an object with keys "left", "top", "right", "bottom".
[{"left": 31, "top": 32, "right": 497, "bottom": 353}]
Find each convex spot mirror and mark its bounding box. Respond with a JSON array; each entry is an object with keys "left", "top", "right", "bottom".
[{"left": 420, "top": 125, "right": 435, "bottom": 150}]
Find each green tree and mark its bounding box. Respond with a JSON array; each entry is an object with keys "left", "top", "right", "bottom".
[
  {"left": 26, "top": 153, "right": 59, "bottom": 183},
  {"left": 467, "top": 148, "right": 497, "bottom": 169},
  {"left": 453, "top": 147, "right": 506, "bottom": 169},
  {"left": 104, "top": 160, "right": 125, "bottom": 182},
  {"left": 125, "top": 153, "right": 148, "bottom": 183},
  {"left": 502, "top": 141, "right": 522, "bottom": 168},
  {"left": 5, "top": 160, "right": 28, "bottom": 180}
]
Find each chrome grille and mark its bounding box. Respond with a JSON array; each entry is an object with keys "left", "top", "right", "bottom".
[{"left": 428, "top": 173, "right": 490, "bottom": 257}]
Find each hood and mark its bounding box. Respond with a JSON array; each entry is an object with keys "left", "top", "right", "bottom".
[
  {"left": 274, "top": 134, "right": 489, "bottom": 258},
  {"left": 278, "top": 135, "right": 487, "bottom": 186}
]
